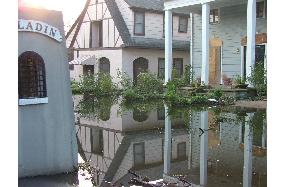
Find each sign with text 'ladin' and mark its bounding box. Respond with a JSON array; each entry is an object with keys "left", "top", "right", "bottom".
[{"left": 18, "top": 19, "right": 63, "bottom": 43}]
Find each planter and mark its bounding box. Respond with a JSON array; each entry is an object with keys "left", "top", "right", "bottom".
[{"left": 234, "top": 84, "right": 249, "bottom": 89}]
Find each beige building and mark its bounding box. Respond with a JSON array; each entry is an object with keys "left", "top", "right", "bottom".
[{"left": 66, "top": 0, "right": 190, "bottom": 83}]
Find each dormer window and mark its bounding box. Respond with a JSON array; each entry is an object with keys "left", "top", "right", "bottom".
[
  {"left": 256, "top": 1, "right": 265, "bottom": 18},
  {"left": 134, "top": 12, "right": 145, "bottom": 36},
  {"left": 210, "top": 9, "right": 220, "bottom": 24},
  {"left": 178, "top": 16, "right": 188, "bottom": 33}
]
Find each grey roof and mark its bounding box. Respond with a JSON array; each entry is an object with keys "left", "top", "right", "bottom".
[
  {"left": 105, "top": 0, "right": 133, "bottom": 45},
  {"left": 124, "top": 0, "right": 164, "bottom": 11},
  {"left": 124, "top": 37, "right": 190, "bottom": 51},
  {"left": 124, "top": 0, "right": 190, "bottom": 15}
]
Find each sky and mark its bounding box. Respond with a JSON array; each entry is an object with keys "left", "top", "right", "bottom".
[{"left": 18, "top": 0, "right": 86, "bottom": 32}]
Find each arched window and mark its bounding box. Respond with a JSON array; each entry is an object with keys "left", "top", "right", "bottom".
[
  {"left": 18, "top": 51, "right": 47, "bottom": 99},
  {"left": 99, "top": 57, "right": 110, "bottom": 74},
  {"left": 133, "top": 57, "right": 148, "bottom": 84}
]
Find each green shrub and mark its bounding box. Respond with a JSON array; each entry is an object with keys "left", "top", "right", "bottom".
[
  {"left": 117, "top": 70, "right": 132, "bottom": 90},
  {"left": 247, "top": 61, "right": 267, "bottom": 97},
  {"left": 72, "top": 73, "right": 118, "bottom": 97},
  {"left": 136, "top": 72, "right": 164, "bottom": 95}
]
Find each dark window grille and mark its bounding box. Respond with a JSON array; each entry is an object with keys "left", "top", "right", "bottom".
[
  {"left": 256, "top": 1, "right": 265, "bottom": 18},
  {"left": 18, "top": 51, "right": 47, "bottom": 99},
  {"left": 210, "top": 9, "right": 220, "bottom": 24}
]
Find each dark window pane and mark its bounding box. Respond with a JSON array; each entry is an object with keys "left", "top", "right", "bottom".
[
  {"left": 134, "top": 12, "right": 145, "bottom": 35},
  {"left": 256, "top": 1, "right": 265, "bottom": 18},
  {"left": 158, "top": 58, "right": 165, "bottom": 78},
  {"left": 18, "top": 51, "right": 47, "bottom": 99},
  {"left": 179, "top": 17, "right": 187, "bottom": 33}
]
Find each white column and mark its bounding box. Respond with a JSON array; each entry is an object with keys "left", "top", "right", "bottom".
[
  {"left": 163, "top": 104, "right": 172, "bottom": 174},
  {"left": 200, "top": 111, "right": 208, "bottom": 186},
  {"left": 165, "top": 9, "right": 173, "bottom": 84},
  {"left": 243, "top": 113, "right": 254, "bottom": 187},
  {"left": 246, "top": 0, "right": 256, "bottom": 86},
  {"left": 262, "top": 119, "right": 266, "bottom": 148},
  {"left": 201, "top": 3, "right": 210, "bottom": 85}
]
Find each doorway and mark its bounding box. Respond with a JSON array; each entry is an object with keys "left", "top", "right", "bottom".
[{"left": 209, "top": 39, "right": 222, "bottom": 85}]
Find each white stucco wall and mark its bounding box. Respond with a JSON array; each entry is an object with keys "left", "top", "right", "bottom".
[
  {"left": 122, "top": 48, "right": 190, "bottom": 80},
  {"left": 70, "top": 49, "right": 123, "bottom": 83}
]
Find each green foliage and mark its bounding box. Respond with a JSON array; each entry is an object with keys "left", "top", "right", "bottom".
[
  {"left": 233, "top": 75, "right": 246, "bottom": 85},
  {"left": 209, "top": 88, "right": 223, "bottom": 100},
  {"left": 121, "top": 72, "right": 164, "bottom": 101},
  {"left": 76, "top": 94, "right": 117, "bottom": 121},
  {"left": 136, "top": 72, "right": 164, "bottom": 95},
  {"left": 183, "top": 65, "right": 193, "bottom": 85},
  {"left": 117, "top": 69, "right": 132, "bottom": 90},
  {"left": 72, "top": 73, "right": 118, "bottom": 97},
  {"left": 247, "top": 61, "right": 267, "bottom": 97}
]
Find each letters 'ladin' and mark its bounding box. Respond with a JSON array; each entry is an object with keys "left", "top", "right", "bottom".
[{"left": 18, "top": 19, "right": 63, "bottom": 43}]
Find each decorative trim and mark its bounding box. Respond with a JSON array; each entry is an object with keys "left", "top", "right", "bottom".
[
  {"left": 19, "top": 97, "right": 48, "bottom": 106},
  {"left": 241, "top": 33, "right": 267, "bottom": 46},
  {"left": 18, "top": 19, "right": 62, "bottom": 42}
]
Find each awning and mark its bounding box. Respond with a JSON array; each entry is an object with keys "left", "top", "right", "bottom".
[{"left": 69, "top": 55, "right": 96, "bottom": 65}]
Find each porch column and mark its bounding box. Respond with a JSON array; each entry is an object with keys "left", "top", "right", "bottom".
[
  {"left": 246, "top": 0, "right": 256, "bottom": 86},
  {"left": 200, "top": 111, "right": 208, "bottom": 186},
  {"left": 201, "top": 3, "right": 210, "bottom": 85},
  {"left": 165, "top": 9, "right": 173, "bottom": 84},
  {"left": 163, "top": 104, "right": 172, "bottom": 175},
  {"left": 243, "top": 113, "right": 254, "bottom": 187}
]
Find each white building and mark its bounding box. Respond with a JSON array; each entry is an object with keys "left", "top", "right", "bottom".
[
  {"left": 67, "top": 0, "right": 266, "bottom": 86},
  {"left": 66, "top": 0, "right": 190, "bottom": 83}
]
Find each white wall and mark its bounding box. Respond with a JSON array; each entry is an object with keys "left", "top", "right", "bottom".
[
  {"left": 70, "top": 49, "right": 123, "bottom": 83},
  {"left": 72, "top": 0, "right": 124, "bottom": 49},
  {"left": 122, "top": 48, "right": 190, "bottom": 80}
]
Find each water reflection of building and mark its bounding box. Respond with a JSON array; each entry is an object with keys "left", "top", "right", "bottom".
[
  {"left": 75, "top": 95, "right": 266, "bottom": 187},
  {"left": 187, "top": 111, "right": 267, "bottom": 187},
  {"left": 75, "top": 95, "right": 189, "bottom": 186}
]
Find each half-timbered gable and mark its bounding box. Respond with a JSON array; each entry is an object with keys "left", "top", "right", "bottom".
[{"left": 66, "top": 0, "right": 124, "bottom": 49}]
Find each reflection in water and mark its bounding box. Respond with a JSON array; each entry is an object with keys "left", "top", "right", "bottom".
[{"left": 74, "top": 95, "right": 266, "bottom": 187}]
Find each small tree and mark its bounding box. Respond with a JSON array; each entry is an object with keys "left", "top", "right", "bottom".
[{"left": 247, "top": 61, "right": 267, "bottom": 97}]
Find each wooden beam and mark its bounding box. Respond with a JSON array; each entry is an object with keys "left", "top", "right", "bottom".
[{"left": 69, "top": 0, "right": 92, "bottom": 49}]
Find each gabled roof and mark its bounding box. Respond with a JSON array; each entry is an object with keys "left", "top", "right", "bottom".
[
  {"left": 124, "top": 0, "right": 191, "bottom": 16},
  {"left": 65, "top": 0, "right": 189, "bottom": 51},
  {"left": 124, "top": 0, "right": 164, "bottom": 11}
]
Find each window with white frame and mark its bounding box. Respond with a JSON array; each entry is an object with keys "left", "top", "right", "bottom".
[
  {"left": 210, "top": 9, "right": 220, "bottom": 24},
  {"left": 18, "top": 51, "right": 47, "bottom": 100},
  {"left": 134, "top": 12, "right": 145, "bottom": 36}
]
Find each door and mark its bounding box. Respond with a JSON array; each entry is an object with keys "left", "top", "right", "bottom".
[
  {"left": 209, "top": 39, "right": 222, "bottom": 85},
  {"left": 133, "top": 57, "right": 148, "bottom": 84}
]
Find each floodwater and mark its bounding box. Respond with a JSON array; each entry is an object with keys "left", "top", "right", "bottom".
[{"left": 19, "top": 95, "right": 267, "bottom": 187}]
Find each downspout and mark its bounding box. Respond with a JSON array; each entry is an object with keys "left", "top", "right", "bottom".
[{"left": 190, "top": 13, "right": 194, "bottom": 83}]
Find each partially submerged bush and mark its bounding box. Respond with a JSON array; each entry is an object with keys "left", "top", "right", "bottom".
[
  {"left": 247, "top": 61, "right": 267, "bottom": 97},
  {"left": 136, "top": 72, "right": 164, "bottom": 95},
  {"left": 72, "top": 72, "right": 118, "bottom": 96}
]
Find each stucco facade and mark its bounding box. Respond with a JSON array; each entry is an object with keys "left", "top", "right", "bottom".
[{"left": 18, "top": 7, "right": 77, "bottom": 177}]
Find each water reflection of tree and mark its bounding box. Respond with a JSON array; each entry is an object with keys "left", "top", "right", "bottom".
[{"left": 76, "top": 94, "right": 118, "bottom": 121}]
